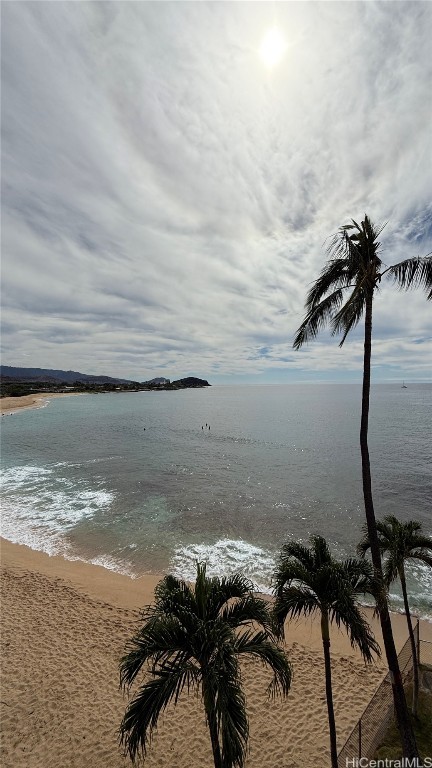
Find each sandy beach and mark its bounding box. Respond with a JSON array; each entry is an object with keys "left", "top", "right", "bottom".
[
  {"left": 0, "top": 393, "right": 84, "bottom": 417},
  {"left": 1, "top": 539, "right": 430, "bottom": 768}
]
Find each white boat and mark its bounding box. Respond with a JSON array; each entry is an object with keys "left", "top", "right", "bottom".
[{"left": 401, "top": 381, "right": 407, "bottom": 388}]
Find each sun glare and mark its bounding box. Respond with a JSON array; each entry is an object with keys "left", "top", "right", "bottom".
[{"left": 259, "top": 26, "right": 287, "bottom": 69}]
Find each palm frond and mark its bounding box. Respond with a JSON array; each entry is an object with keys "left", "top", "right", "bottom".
[
  {"left": 154, "top": 574, "right": 197, "bottom": 621},
  {"left": 407, "top": 552, "right": 432, "bottom": 568},
  {"left": 310, "top": 535, "right": 332, "bottom": 567},
  {"left": 384, "top": 255, "right": 432, "bottom": 299},
  {"left": 120, "top": 616, "right": 191, "bottom": 689},
  {"left": 293, "top": 215, "right": 387, "bottom": 350},
  {"left": 382, "top": 556, "right": 399, "bottom": 588},
  {"left": 327, "top": 216, "right": 385, "bottom": 273},
  {"left": 219, "top": 594, "right": 272, "bottom": 631},
  {"left": 273, "top": 585, "right": 319, "bottom": 630},
  {"left": 210, "top": 644, "right": 249, "bottom": 768},
  {"left": 293, "top": 287, "right": 346, "bottom": 349},
  {"left": 330, "top": 600, "right": 380, "bottom": 662},
  {"left": 406, "top": 532, "right": 432, "bottom": 552},
  {"left": 119, "top": 661, "right": 201, "bottom": 761},
  {"left": 120, "top": 562, "right": 292, "bottom": 766},
  {"left": 234, "top": 630, "right": 292, "bottom": 698},
  {"left": 358, "top": 516, "right": 432, "bottom": 589},
  {"left": 273, "top": 535, "right": 381, "bottom": 666},
  {"left": 305, "top": 258, "right": 354, "bottom": 309},
  {"left": 331, "top": 283, "right": 366, "bottom": 347},
  {"left": 339, "top": 557, "right": 376, "bottom": 595},
  {"left": 357, "top": 522, "right": 392, "bottom": 558},
  {"left": 207, "top": 572, "right": 257, "bottom": 620},
  {"left": 279, "top": 540, "right": 317, "bottom": 571}
]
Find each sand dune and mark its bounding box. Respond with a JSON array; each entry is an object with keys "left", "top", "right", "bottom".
[{"left": 1, "top": 540, "right": 430, "bottom": 768}]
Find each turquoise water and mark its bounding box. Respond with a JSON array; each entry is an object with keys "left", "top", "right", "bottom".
[{"left": 1, "top": 383, "right": 431, "bottom": 616}]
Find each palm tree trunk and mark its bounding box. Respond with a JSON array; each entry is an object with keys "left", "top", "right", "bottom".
[
  {"left": 321, "top": 610, "right": 338, "bottom": 768},
  {"left": 203, "top": 677, "right": 223, "bottom": 768},
  {"left": 360, "top": 291, "right": 418, "bottom": 758},
  {"left": 399, "top": 568, "right": 419, "bottom": 718}
]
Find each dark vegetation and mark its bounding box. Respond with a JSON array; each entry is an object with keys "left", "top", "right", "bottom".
[
  {"left": 0, "top": 366, "right": 210, "bottom": 397},
  {"left": 273, "top": 535, "right": 380, "bottom": 768},
  {"left": 119, "top": 563, "right": 291, "bottom": 768},
  {"left": 375, "top": 686, "right": 432, "bottom": 762}
]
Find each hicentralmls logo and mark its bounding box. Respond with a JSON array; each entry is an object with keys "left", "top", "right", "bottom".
[{"left": 346, "top": 759, "right": 432, "bottom": 768}]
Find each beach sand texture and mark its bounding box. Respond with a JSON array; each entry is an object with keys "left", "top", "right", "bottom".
[
  {"left": 4, "top": 541, "right": 428, "bottom": 768},
  {"left": 1, "top": 393, "right": 82, "bottom": 416}
]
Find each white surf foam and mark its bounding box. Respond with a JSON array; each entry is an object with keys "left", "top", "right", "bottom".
[
  {"left": 171, "top": 538, "right": 275, "bottom": 593},
  {"left": 0, "top": 463, "right": 115, "bottom": 554}
]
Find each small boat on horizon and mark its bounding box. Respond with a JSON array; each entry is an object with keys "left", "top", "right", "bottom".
[{"left": 401, "top": 381, "right": 408, "bottom": 388}]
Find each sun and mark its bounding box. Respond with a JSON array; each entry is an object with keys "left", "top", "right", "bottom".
[{"left": 259, "top": 26, "right": 287, "bottom": 69}]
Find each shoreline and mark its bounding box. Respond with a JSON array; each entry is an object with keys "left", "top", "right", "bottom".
[
  {"left": 2, "top": 537, "right": 431, "bottom": 768},
  {"left": 2, "top": 536, "right": 431, "bottom": 643},
  {"left": 0, "top": 392, "right": 85, "bottom": 416}
]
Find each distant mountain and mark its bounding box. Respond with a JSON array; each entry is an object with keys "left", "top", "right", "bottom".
[
  {"left": 0, "top": 367, "right": 210, "bottom": 390},
  {"left": 0, "top": 366, "right": 132, "bottom": 385}
]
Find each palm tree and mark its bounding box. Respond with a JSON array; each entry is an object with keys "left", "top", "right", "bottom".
[
  {"left": 272, "top": 535, "right": 380, "bottom": 768},
  {"left": 293, "top": 214, "right": 431, "bottom": 758},
  {"left": 119, "top": 562, "right": 292, "bottom": 768},
  {"left": 358, "top": 516, "right": 432, "bottom": 718}
]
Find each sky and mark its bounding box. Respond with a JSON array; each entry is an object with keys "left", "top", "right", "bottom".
[{"left": 1, "top": 1, "right": 431, "bottom": 384}]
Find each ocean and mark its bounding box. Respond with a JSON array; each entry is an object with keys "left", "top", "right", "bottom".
[{"left": 1, "top": 383, "right": 431, "bottom": 617}]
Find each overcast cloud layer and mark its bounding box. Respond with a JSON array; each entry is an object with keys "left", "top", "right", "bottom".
[{"left": 1, "top": 2, "right": 431, "bottom": 383}]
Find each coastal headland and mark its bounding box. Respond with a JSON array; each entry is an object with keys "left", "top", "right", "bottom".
[{"left": 0, "top": 365, "right": 211, "bottom": 399}]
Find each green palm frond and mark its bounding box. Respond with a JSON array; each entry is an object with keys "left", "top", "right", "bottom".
[
  {"left": 327, "top": 216, "right": 385, "bottom": 271},
  {"left": 234, "top": 630, "right": 292, "bottom": 698},
  {"left": 219, "top": 594, "right": 272, "bottom": 631},
  {"left": 206, "top": 572, "right": 257, "bottom": 620},
  {"left": 278, "top": 540, "right": 318, "bottom": 571},
  {"left": 409, "top": 552, "right": 432, "bottom": 568},
  {"left": 272, "top": 536, "right": 380, "bottom": 656},
  {"left": 120, "top": 563, "right": 290, "bottom": 767},
  {"left": 382, "top": 556, "right": 399, "bottom": 588},
  {"left": 330, "top": 598, "right": 380, "bottom": 662},
  {"left": 293, "top": 287, "right": 347, "bottom": 349},
  {"left": 273, "top": 585, "right": 319, "bottom": 629},
  {"left": 310, "top": 535, "right": 332, "bottom": 567},
  {"left": 305, "top": 258, "right": 354, "bottom": 308},
  {"left": 357, "top": 516, "right": 432, "bottom": 587},
  {"left": 212, "top": 646, "right": 248, "bottom": 768},
  {"left": 154, "top": 574, "right": 197, "bottom": 622},
  {"left": 384, "top": 255, "right": 432, "bottom": 299},
  {"left": 120, "top": 616, "right": 191, "bottom": 689},
  {"left": 331, "top": 283, "right": 366, "bottom": 346},
  {"left": 293, "top": 215, "right": 390, "bottom": 351},
  {"left": 273, "top": 557, "right": 312, "bottom": 590},
  {"left": 119, "top": 661, "right": 201, "bottom": 761},
  {"left": 339, "top": 557, "right": 376, "bottom": 594}
]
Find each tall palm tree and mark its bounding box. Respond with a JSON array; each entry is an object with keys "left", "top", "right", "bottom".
[
  {"left": 119, "top": 562, "right": 292, "bottom": 768},
  {"left": 272, "top": 535, "right": 380, "bottom": 768},
  {"left": 358, "top": 516, "right": 432, "bottom": 718},
  {"left": 293, "top": 214, "right": 431, "bottom": 758}
]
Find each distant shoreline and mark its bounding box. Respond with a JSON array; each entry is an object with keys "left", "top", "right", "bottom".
[{"left": 0, "top": 392, "right": 85, "bottom": 416}]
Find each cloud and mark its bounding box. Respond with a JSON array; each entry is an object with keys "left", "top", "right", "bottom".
[{"left": 1, "top": 2, "right": 431, "bottom": 382}]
